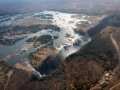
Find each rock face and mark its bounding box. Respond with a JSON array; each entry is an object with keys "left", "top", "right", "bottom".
[
  {"left": 4, "top": 15, "right": 120, "bottom": 90},
  {"left": 29, "top": 47, "right": 60, "bottom": 74}
]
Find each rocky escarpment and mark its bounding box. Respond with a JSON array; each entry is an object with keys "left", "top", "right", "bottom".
[{"left": 28, "top": 47, "right": 61, "bottom": 75}]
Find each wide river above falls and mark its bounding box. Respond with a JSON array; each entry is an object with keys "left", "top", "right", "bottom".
[{"left": 1, "top": 10, "right": 111, "bottom": 75}]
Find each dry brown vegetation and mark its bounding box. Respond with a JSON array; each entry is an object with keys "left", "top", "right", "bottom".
[
  {"left": 29, "top": 47, "right": 59, "bottom": 69},
  {"left": 76, "top": 15, "right": 106, "bottom": 32},
  {"left": 5, "top": 60, "right": 103, "bottom": 90},
  {"left": 12, "top": 17, "right": 52, "bottom": 26},
  {"left": 5, "top": 69, "right": 30, "bottom": 90},
  {"left": 113, "top": 31, "right": 120, "bottom": 51},
  {"left": 103, "top": 68, "right": 120, "bottom": 90},
  {"left": 14, "top": 63, "right": 33, "bottom": 72},
  {"left": 102, "top": 28, "right": 120, "bottom": 90},
  {"left": 3, "top": 13, "right": 120, "bottom": 90},
  {"left": 0, "top": 61, "right": 12, "bottom": 90},
  {"left": 5, "top": 24, "right": 119, "bottom": 90}
]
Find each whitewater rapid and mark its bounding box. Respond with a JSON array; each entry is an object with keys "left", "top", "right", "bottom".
[
  {"left": 0, "top": 10, "right": 92, "bottom": 78},
  {"left": 33, "top": 10, "right": 91, "bottom": 57},
  {"left": 25, "top": 61, "right": 42, "bottom": 78}
]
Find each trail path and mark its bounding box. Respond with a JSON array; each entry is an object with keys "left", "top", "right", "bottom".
[
  {"left": 4, "top": 71, "right": 13, "bottom": 90},
  {"left": 109, "top": 83, "right": 120, "bottom": 90},
  {"left": 110, "top": 33, "right": 120, "bottom": 63},
  {"left": 109, "top": 32, "right": 120, "bottom": 90}
]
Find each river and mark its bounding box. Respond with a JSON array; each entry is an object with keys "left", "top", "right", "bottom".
[{"left": 0, "top": 10, "right": 98, "bottom": 75}]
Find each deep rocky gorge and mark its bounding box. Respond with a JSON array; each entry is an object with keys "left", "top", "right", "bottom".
[{"left": 0, "top": 10, "right": 120, "bottom": 90}]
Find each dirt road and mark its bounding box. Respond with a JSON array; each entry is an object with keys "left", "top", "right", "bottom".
[
  {"left": 110, "top": 33, "right": 120, "bottom": 63},
  {"left": 109, "top": 32, "right": 120, "bottom": 90},
  {"left": 4, "top": 71, "right": 13, "bottom": 90}
]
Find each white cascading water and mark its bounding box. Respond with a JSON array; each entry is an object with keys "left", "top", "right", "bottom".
[{"left": 25, "top": 61, "right": 42, "bottom": 78}]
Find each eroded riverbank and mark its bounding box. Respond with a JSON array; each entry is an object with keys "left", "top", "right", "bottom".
[{"left": 0, "top": 10, "right": 112, "bottom": 76}]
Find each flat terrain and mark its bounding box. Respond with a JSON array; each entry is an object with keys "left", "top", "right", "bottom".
[
  {"left": 0, "top": 61, "right": 12, "bottom": 90},
  {"left": 0, "top": 1, "right": 120, "bottom": 90},
  {"left": 12, "top": 17, "right": 52, "bottom": 26},
  {"left": 0, "top": 0, "right": 120, "bottom": 15},
  {"left": 76, "top": 15, "right": 106, "bottom": 31},
  {"left": 14, "top": 63, "right": 33, "bottom": 72},
  {"left": 5, "top": 22, "right": 119, "bottom": 90},
  {"left": 29, "top": 47, "right": 59, "bottom": 69}
]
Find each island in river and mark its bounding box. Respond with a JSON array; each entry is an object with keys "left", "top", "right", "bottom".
[{"left": 0, "top": 9, "right": 119, "bottom": 90}]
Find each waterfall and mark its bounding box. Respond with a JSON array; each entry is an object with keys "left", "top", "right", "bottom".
[{"left": 25, "top": 61, "right": 42, "bottom": 79}]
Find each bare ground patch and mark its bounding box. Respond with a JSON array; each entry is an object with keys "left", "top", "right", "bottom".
[{"left": 12, "top": 17, "right": 52, "bottom": 26}]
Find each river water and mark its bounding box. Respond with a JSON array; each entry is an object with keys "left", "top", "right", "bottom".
[{"left": 0, "top": 10, "right": 93, "bottom": 75}]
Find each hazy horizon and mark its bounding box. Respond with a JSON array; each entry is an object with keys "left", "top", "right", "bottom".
[{"left": 0, "top": 0, "right": 120, "bottom": 14}]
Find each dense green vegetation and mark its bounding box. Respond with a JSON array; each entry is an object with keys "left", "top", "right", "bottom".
[
  {"left": 2, "top": 14, "right": 120, "bottom": 90},
  {"left": 74, "top": 29, "right": 86, "bottom": 36},
  {"left": 23, "top": 15, "right": 118, "bottom": 90},
  {"left": 28, "top": 26, "right": 118, "bottom": 90},
  {"left": 35, "top": 35, "right": 53, "bottom": 45},
  {"left": 0, "top": 37, "right": 25, "bottom": 45},
  {"left": 68, "top": 35, "right": 117, "bottom": 70},
  {"left": 8, "top": 24, "right": 60, "bottom": 34},
  {"left": 0, "top": 24, "right": 60, "bottom": 37},
  {"left": 26, "top": 36, "right": 37, "bottom": 42},
  {"left": 0, "top": 24, "right": 60, "bottom": 45},
  {"left": 4, "top": 27, "right": 118, "bottom": 90}
]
